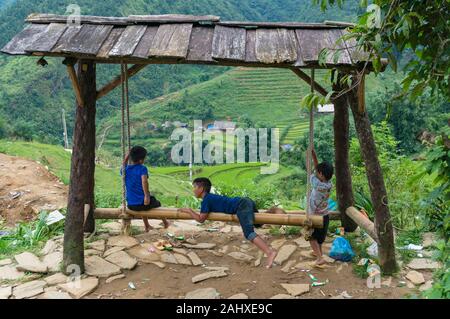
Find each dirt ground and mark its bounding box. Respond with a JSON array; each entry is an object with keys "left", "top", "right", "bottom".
[{"left": 0, "top": 153, "right": 68, "bottom": 226}]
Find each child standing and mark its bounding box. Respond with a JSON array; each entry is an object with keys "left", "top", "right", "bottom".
[
  {"left": 122, "top": 146, "right": 169, "bottom": 232},
  {"left": 309, "top": 149, "right": 334, "bottom": 266},
  {"left": 179, "top": 177, "right": 278, "bottom": 268}
]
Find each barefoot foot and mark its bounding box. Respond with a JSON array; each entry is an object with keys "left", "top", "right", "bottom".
[{"left": 265, "top": 250, "right": 278, "bottom": 269}]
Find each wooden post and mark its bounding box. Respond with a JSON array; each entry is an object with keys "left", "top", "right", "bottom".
[
  {"left": 345, "top": 206, "right": 379, "bottom": 243},
  {"left": 348, "top": 75, "right": 396, "bottom": 274},
  {"left": 63, "top": 60, "right": 97, "bottom": 274},
  {"left": 333, "top": 72, "right": 357, "bottom": 232}
]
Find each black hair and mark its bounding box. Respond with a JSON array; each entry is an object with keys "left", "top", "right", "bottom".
[
  {"left": 317, "top": 162, "right": 334, "bottom": 181},
  {"left": 193, "top": 177, "right": 212, "bottom": 193},
  {"left": 129, "top": 146, "right": 147, "bottom": 163}
]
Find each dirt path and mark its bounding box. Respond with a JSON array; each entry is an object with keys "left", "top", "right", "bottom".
[{"left": 0, "top": 153, "right": 68, "bottom": 226}]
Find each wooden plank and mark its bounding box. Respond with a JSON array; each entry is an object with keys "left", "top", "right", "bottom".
[
  {"left": 60, "top": 24, "right": 113, "bottom": 56},
  {"left": 340, "top": 29, "right": 370, "bottom": 63},
  {"left": 186, "top": 26, "right": 214, "bottom": 62},
  {"left": 96, "top": 64, "right": 147, "bottom": 100},
  {"left": 218, "top": 21, "right": 342, "bottom": 29},
  {"left": 295, "top": 29, "right": 326, "bottom": 63},
  {"left": 132, "top": 26, "right": 159, "bottom": 59},
  {"left": 255, "top": 28, "right": 297, "bottom": 64},
  {"left": 97, "top": 27, "right": 125, "bottom": 58},
  {"left": 26, "top": 13, "right": 129, "bottom": 25},
  {"left": 66, "top": 63, "right": 83, "bottom": 107},
  {"left": 211, "top": 25, "right": 246, "bottom": 61},
  {"left": 1, "top": 24, "right": 48, "bottom": 55},
  {"left": 24, "top": 23, "right": 66, "bottom": 53},
  {"left": 245, "top": 29, "right": 257, "bottom": 62},
  {"left": 148, "top": 24, "right": 193, "bottom": 58},
  {"left": 128, "top": 14, "right": 220, "bottom": 23},
  {"left": 109, "top": 25, "right": 147, "bottom": 57},
  {"left": 325, "top": 29, "right": 352, "bottom": 64},
  {"left": 52, "top": 25, "right": 83, "bottom": 53}
]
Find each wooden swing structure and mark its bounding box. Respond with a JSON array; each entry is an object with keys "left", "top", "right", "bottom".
[{"left": 1, "top": 13, "right": 396, "bottom": 273}]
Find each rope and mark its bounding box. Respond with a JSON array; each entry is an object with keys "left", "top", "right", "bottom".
[{"left": 120, "top": 63, "right": 127, "bottom": 215}]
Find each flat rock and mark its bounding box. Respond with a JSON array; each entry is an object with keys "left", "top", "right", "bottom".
[
  {"left": 218, "top": 245, "right": 229, "bottom": 254},
  {"left": 38, "top": 291, "right": 72, "bottom": 299},
  {"left": 100, "top": 222, "right": 122, "bottom": 234},
  {"left": 0, "top": 258, "right": 12, "bottom": 266},
  {"left": 323, "top": 255, "right": 336, "bottom": 263},
  {"left": 254, "top": 251, "right": 263, "bottom": 267},
  {"left": 192, "top": 270, "right": 228, "bottom": 283},
  {"left": 15, "top": 252, "right": 48, "bottom": 273},
  {"left": 173, "top": 248, "right": 188, "bottom": 255},
  {"left": 107, "top": 235, "right": 139, "bottom": 249},
  {"left": 13, "top": 280, "right": 46, "bottom": 299},
  {"left": 419, "top": 280, "right": 433, "bottom": 292},
  {"left": 281, "top": 260, "right": 297, "bottom": 273},
  {"left": 220, "top": 225, "right": 232, "bottom": 233},
  {"left": 168, "top": 220, "right": 203, "bottom": 233},
  {"left": 103, "top": 246, "right": 125, "bottom": 258},
  {"left": 85, "top": 249, "right": 102, "bottom": 256},
  {"left": 127, "top": 244, "right": 161, "bottom": 263},
  {"left": 281, "top": 283, "right": 310, "bottom": 297},
  {"left": 85, "top": 256, "right": 122, "bottom": 277},
  {"left": 160, "top": 253, "right": 178, "bottom": 264},
  {"left": 293, "top": 237, "right": 311, "bottom": 248},
  {"left": 87, "top": 240, "right": 106, "bottom": 252},
  {"left": 44, "top": 273, "right": 68, "bottom": 285},
  {"left": 41, "top": 240, "right": 58, "bottom": 255},
  {"left": 422, "top": 232, "right": 436, "bottom": 248},
  {"left": 183, "top": 243, "right": 216, "bottom": 249},
  {"left": 106, "top": 274, "right": 126, "bottom": 284},
  {"left": 185, "top": 287, "right": 220, "bottom": 299},
  {"left": 271, "top": 239, "right": 287, "bottom": 250},
  {"left": 151, "top": 262, "right": 166, "bottom": 269},
  {"left": 406, "top": 270, "right": 425, "bottom": 285},
  {"left": 43, "top": 252, "right": 63, "bottom": 272},
  {"left": 299, "top": 251, "right": 315, "bottom": 259},
  {"left": 174, "top": 253, "right": 192, "bottom": 265},
  {"left": 270, "top": 294, "right": 295, "bottom": 299},
  {"left": 0, "top": 286, "right": 12, "bottom": 299},
  {"left": 228, "top": 252, "right": 254, "bottom": 262},
  {"left": 185, "top": 238, "right": 197, "bottom": 245},
  {"left": 407, "top": 258, "right": 440, "bottom": 270},
  {"left": 187, "top": 252, "right": 203, "bottom": 266},
  {"left": 294, "top": 261, "right": 313, "bottom": 270},
  {"left": 0, "top": 265, "right": 25, "bottom": 280},
  {"left": 274, "top": 245, "right": 297, "bottom": 265},
  {"left": 105, "top": 251, "right": 137, "bottom": 270},
  {"left": 58, "top": 277, "right": 99, "bottom": 299},
  {"left": 228, "top": 293, "right": 249, "bottom": 299}
]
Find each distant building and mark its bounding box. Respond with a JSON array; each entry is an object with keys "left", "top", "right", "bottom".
[
  {"left": 206, "top": 120, "right": 236, "bottom": 131},
  {"left": 281, "top": 144, "right": 293, "bottom": 151},
  {"left": 318, "top": 104, "right": 335, "bottom": 113}
]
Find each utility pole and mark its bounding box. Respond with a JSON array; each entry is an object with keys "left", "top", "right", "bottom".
[{"left": 62, "top": 108, "right": 69, "bottom": 149}]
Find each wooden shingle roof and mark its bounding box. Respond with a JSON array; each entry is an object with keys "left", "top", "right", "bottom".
[{"left": 1, "top": 13, "right": 369, "bottom": 69}]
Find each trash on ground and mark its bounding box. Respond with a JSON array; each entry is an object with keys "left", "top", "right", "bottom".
[
  {"left": 366, "top": 242, "right": 378, "bottom": 257},
  {"left": 308, "top": 273, "right": 318, "bottom": 282},
  {"left": 329, "top": 237, "right": 355, "bottom": 261},
  {"left": 399, "top": 244, "right": 423, "bottom": 250},
  {"left": 45, "top": 210, "right": 65, "bottom": 225},
  {"left": 128, "top": 282, "right": 136, "bottom": 290},
  {"left": 358, "top": 258, "right": 369, "bottom": 266}
]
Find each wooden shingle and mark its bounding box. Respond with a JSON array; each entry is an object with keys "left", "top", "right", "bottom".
[
  {"left": 186, "top": 26, "right": 215, "bottom": 62},
  {"left": 148, "top": 24, "right": 193, "bottom": 59},
  {"left": 109, "top": 25, "right": 147, "bottom": 57},
  {"left": 255, "top": 28, "right": 297, "bottom": 64},
  {"left": 60, "top": 24, "right": 113, "bottom": 56},
  {"left": 211, "top": 25, "right": 246, "bottom": 61},
  {"left": 1, "top": 24, "right": 48, "bottom": 55}
]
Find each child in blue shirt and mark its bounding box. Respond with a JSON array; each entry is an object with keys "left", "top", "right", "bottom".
[
  {"left": 122, "top": 146, "right": 169, "bottom": 232},
  {"left": 179, "top": 177, "right": 278, "bottom": 268}
]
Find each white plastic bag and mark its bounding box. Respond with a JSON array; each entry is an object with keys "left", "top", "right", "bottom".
[
  {"left": 367, "top": 241, "right": 378, "bottom": 257},
  {"left": 45, "top": 210, "right": 65, "bottom": 225}
]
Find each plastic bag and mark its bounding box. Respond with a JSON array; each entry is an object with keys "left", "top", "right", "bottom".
[
  {"left": 329, "top": 237, "right": 355, "bottom": 262},
  {"left": 367, "top": 242, "right": 378, "bottom": 257}
]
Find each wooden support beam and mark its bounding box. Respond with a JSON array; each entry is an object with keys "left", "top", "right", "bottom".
[
  {"left": 357, "top": 73, "right": 366, "bottom": 113},
  {"left": 96, "top": 64, "right": 147, "bottom": 100},
  {"left": 345, "top": 206, "right": 379, "bottom": 244},
  {"left": 94, "top": 207, "right": 325, "bottom": 228},
  {"left": 290, "top": 67, "right": 329, "bottom": 97},
  {"left": 64, "top": 60, "right": 84, "bottom": 107}
]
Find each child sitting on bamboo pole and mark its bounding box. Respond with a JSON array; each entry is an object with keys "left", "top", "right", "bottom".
[
  {"left": 122, "top": 146, "right": 169, "bottom": 232},
  {"left": 179, "top": 177, "right": 278, "bottom": 268}
]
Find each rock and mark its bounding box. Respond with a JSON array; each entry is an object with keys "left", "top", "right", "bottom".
[
  {"left": 38, "top": 291, "right": 73, "bottom": 299},
  {"left": 192, "top": 270, "right": 228, "bottom": 283},
  {"left": 0, "top": 258, "right": 12, "bottom": 266},
  {"left": 58, "top": 277, "right": 99, "bottom": 299},
  {"left": 85, "top": 256, "right": 122, "bottom": 277},
  {"left": 274, "top": 245, "right": 297, "bottom": 265},
  {"left": 221, "top": 225, "right": 232, "bottom": 233},
  {"left": 205, "top": 267, "right": 230, "bottom": 272},
  {"left": 0, "top": 265, "right": 25, "bottom": 280},
  {"left": 151, "top": 262, "right": 166, "bottom": 269},
  {"left": 407, "top": 258, "right": 440, "bottom": 270},
  {"left": 208, "top": 250, "right": 224, "bottom": 257},
  {"left": 100, "top": 222, "right": 122, "bottom": 234},
  {"left": 281, "top": 260, "right": 297, "bottom": 273},
  {"left": 15, "top": 252, "right": 48, "bottom": 273},
  {"left": 185, "top": 288, "right": 220, "bottom": 299},
  {"left": 105, "top": 251, "right": 137, "bottom": 270},
  {"left": 299, "top": 251, "right": 315, "bottom": 259},
  {"left": 13, "top": 280, "right": 46, "bottom": 299},
  {"left": 420, "top": 250, "right": 433, "bottom": 258},
  {"left": 270, "top": 239, "right": 286, "bottom": 250},
  {"left": 323, "top": 255, "right": 336, "bottom": 263},
  {"left": 228, "top": 252, "right": 254, "bottom": 262},
  {"left": 183, "top": 243, "right": 216, "bottom": 249},
  {"left": 173, "top": 248, "right": 188, "bottom": 255},
  {"left": 160, "top": 253, "right": 178, "bottom": 264},
  {"left": 218, "top": 245, "right": 229, "bottom": 254},
  {"left": 41, "top": 240, "right": 58, "bottom": 255},
  {"left": 294, "top": 261, "right": 313, "bottom": 270},
  {"left": 187, "top": 252, "right": 203, "bottom": 266},
  {"left": 293, "top": 237, "right": 310, "bottom": 248},
  {"left": 254, "top": 251, "right": 263, "bottom": 267},
  {"left": 0, "top": 286, "right": 12, "bottom": 299},
  {"left": 107, "top": 235, "right": 139, "bottom": 249},
  {"left": 406, "top": 281, "right": 415, "bottom": 289},
  {"left": 406, "top": 271, "right": 425, "bottom": 285},
  {"left": 381, "top": 276, "right": 392, "bottom": 288},
  {"left": 240, "top": 244, "right": 251, "bottom": 251},
  {"left": 270, "top": 294, "right": 295, "bottom": 299},
  {"left": 281, "top": 283, "right": 310, "bottom": 297},
  {"left": 85, "top": 249, "right": 103, "bottom": 256},
  {"left": 422, "top": 232, "right": 436, "bottom": 248},
  {"left": 419, "top": 280, "right": 433, "bottom": 292},
  {"left": 44, "top": 273, "right": 68, "bottom": 285},
  {"left": 185, "top": 238, "right": 197, "bottom": 245},
  {"left": 87, "top": 239, "right": 106, "bottom": 252},
  {"left": 43, "top": 252, "right": 63, "bottom": 272},
  {"left": 174, "top": 253, "right": 192, "bottom": 265},
  {"left": 103, "top": 246, "right": 125, "bottom": 257},
  {"left": 127, "top": 244, "right": 161, "bottom": 263},
  {"left": 105, "top": 274, "right": 126, "bottom": 284},
  {"left": 168, "top": 220, "right": 203, "bottom": 233},
  {"left": 228, "top": 293, "right": 249, "bottom": 299}
]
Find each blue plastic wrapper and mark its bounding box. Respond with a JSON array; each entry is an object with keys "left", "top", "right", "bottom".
[
  {"left": 329, "top": 236, "right": 355, "bottom": 262},
  {"left": 327, "top": 198, "right": 337, "bottom": 211}
]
